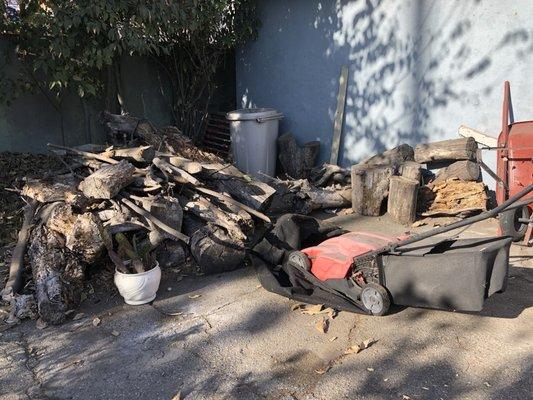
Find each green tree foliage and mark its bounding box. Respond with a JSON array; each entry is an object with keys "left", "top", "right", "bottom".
[{"left": 0, "top": 0, "right": 258, "bottom": 136}]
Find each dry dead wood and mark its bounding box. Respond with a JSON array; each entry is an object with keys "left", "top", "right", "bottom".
[
  {"left": 78, "top": 160, "right": 136, "bottom": 199},
  {"left": 387, "top": 176, "right": 419, "bottom": 224},
  {"left": 309, "top": 163, "right": 350, "bottom": 187},
  {"left": 414, "top": 137, "right": 478, "bottom": 163},
  {"left": 360, "top": 143, "right": 414, "bottom": 166},
  {"left": 399, "top": 161, "right": 422, "bottom": 182},
  {"left": 351, "top": 165, "right": 394, "bottom": 216},
  {"left": 101, "top": 146, "right": 155, "bottom": 163},
  {"left": 1, "top": 200, "right": 38, "bottom": 301},
  {"left": 433, "top": 160, "right": 480, "bottom": 183},
  {"left": 277, "top": 132, "right": 320, "bottom": 179}
]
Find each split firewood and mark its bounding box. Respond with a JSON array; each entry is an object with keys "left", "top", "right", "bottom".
[
  {"left": 1, "top": 200, "right": 38, "bottom": 301},
  {"left": 414, "top": 137, "right": 478, "bottom": 163},
  {"left": 418, "top": 178, "right": 488, "bottom": 217},
  {"left": 351, "top": 165, "right": 394, "bottom": 216},
  {"left": 360, "top": 143, "right": 414, "bottom": 166},
  {"left": 399, "top": 161, "right": 422, "bottom": 182},
  {"left": 78, "top": 160, "right": 136, "bottom": 199},
  {"left": 388, "top": 176, "right": 419, "bottom": 224},
  {"left": 277, "top": 132, "right": 320, "bottom": 179},
  {"left": 101, "top": 146, "right": 155, "bottom": 163},
  {"left": 433, "top": 160, "right": 480, "bottom": 183}
]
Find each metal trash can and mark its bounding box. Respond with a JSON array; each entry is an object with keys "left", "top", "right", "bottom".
[{"left": 226, "top": 108, "right": 283, "bottom": 179}]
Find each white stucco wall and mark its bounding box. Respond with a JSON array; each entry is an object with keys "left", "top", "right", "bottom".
[{"left": 237, "top": 0, "right": 533, "bottom": 187}]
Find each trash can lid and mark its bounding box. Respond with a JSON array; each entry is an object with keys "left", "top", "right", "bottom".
[{"left": 226, "top": 108, "right": 280, "bottom": 121}]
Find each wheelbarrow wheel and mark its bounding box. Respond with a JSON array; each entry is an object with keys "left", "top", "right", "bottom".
[
  {"left": 361, "top": 283, "right": 390, "bottom": 316},
  {"left": 500, "top": 206, "right": 531, "bottom": 242},
  {"left": 287, "top": 251, "right": 311, "bottom": 271}
]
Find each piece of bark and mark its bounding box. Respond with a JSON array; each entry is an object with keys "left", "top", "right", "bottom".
[
  {"left": 387, "top": 176, "right": 419, "bottom": 224},
  {"left": 101, "top": 146, "right": 155, "bottom": 163},
  {"left": 414, "top": 137, "right": 478, "bottom": 163},
  {"left": 28, "top": 225, "right": 85, "bottom": 325},
  {"left": 351, "top": 165, "right": 394, "bottom": 216},
  {"left": 361, "top": 144, "right": 414, "bottom": 166},
  {"left": 47, "top": 204, "right": 108, "bottom": 263},
  {"left": 418, "top": 178, "right": 488, "bottom": 217},
  {"left": 1, "top": 200, "right": 38, "bottom": 301},
  {"left": 399, "top": 161, "right": 422, "bottom": 182},
  {"left": 433, "top": 160, "right": 480, "bottom": 183},
  {"left": 79, "top": 160, "right": 135, "bottom": 199},
  {"left": 278, "top": 133, "right": 320, "bottom": 179}
]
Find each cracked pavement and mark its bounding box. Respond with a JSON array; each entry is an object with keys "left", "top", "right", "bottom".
[{"left": 0, "top": 216, "right": 532, "bottom": 399}]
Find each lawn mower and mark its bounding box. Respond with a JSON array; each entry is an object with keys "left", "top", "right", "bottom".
[{"left": 254, "top": 184, "right": 533, "bottom": 316}]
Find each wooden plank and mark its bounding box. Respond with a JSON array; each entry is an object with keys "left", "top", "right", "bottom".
[
  {"left": 329, "top": 65, "right": 349, "bottom": 165},
  {"left": 458, "top": 125, "right": 498, "bottom": 147}
]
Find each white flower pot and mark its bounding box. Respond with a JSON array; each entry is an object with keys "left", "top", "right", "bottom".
[{"left": 114, "top": 262, "right": 161, "bottom": 305}]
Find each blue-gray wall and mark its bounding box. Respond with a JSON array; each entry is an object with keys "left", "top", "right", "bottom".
[{"left": 237, "top": 0, "right": 533, "bottom": 185}]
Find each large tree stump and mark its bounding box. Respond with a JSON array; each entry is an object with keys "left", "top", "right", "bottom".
[
  {"left": 433, "top": 160, "right": 480, "bottom": 183},
  {"left": 360, "top": 143, "right": 414, "bottom": 166},
  {"left": 79, "top": 160, "right": 135, "bottom": 199},
  {"left": 387, "top": 176, "right": 419, "bottom": 224},
  {"left": 351, "top": 165, "right": 394, "bottom": 215},
  {"left": 278, "top": 133, "right": 320, "bottom": 179},
  {"left": 414, "top": 137, "right": 478, "bottom": 163}
]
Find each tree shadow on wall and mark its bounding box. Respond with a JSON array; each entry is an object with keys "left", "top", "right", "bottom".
[{"left": 311, "top": 0, "right": 533, "bottom": 165}]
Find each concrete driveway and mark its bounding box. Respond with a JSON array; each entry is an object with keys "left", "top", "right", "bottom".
[{"left": 1, "top": 216, "right": 531, "bottom": 400}]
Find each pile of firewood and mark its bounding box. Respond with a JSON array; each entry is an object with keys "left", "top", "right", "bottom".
[
  {"left": 1, "top": 112, "right": 352, "bottom": 325},
  {"left": 344, "top": 137, "right": 488, "bottom": 224}
]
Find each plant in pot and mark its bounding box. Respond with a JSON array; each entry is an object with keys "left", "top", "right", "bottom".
[{"left": 109, "top": 233, "right": 161, "bottom": 305}]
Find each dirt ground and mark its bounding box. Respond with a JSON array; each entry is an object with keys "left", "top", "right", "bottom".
[{"left": 0, "top": 213, "right": 531, "bottom": 400}]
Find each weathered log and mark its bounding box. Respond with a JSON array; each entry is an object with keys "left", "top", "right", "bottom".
[
  {"left": 361, "top": 143, "right": 414, "bottom": 166},
  {"left": 46, "top": 204, "right": 108, "bottom": 263},
  {"left": 387, "top": 176, "right": 419, "bottom": 224},
  {"left": 414, "top": 137, "right": 478, "bottom": 163},
  {"left": 28, "top": 225, "right": 84, "bottom": 325},
  {"left": 399, "top": 161, "right": 422, "bottom": 182},
  {"left": 201, "top": 163, "right": 276, "bottom": 211},
  {"left": 1, "top": 200, "right": 37, "bottom": 301},
  {"left": 305, "top": 186, "right": 352, "bottom": 210},
  {"left": 79, "top": 160, "right": 135, "bottom": 199},
  {"left": 101, "top": 146, "right": 155, "bottom": 163},
  {"left": 351, "top": 165, "right": 394, "bottom": 216},
  {"left": 433, "top": 160, "right": 480, "bottom": 183},
  {"left": 187, "top": 222, "right": 246, "bottom": 275},
  {"left": 278, "top": 133, "right": 320, "bottom": 179},
  {"left": 418, "top": 178, "right": 488, "bottom": 217}
]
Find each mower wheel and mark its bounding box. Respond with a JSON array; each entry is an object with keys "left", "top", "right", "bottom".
[
  {"left": 287, "top": 251, "right": 311, "bottom": 271},
  {"left": 500, "top": 206, "right": 531, "bottom": 242},
  {"left": 361, "top": 283, "right": 390, "bottom": 316}
]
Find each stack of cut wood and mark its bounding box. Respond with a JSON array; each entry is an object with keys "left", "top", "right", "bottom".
[
  {"left": 2, "top": 112, "right": 352, "bottom": 325},
  {"left": 350, "top": 137, "right": 488, "bottom": 224}
]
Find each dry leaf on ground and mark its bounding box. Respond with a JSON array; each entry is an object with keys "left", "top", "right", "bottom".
[
  {"left": 92, "top": 317, "right": 101, "bottom": 327},
  {"left": 110, "top": 330, "right": 120, "bottom": 337},
  {"left": 301, "top": 304, "right": 323, "bottom": 315},
  {"left": 171, "top": 391, "right": 181, "bottom": 400},
  {"left": 315, "top": 317, "right": 329, "bottom": 334},
  {"left": 188, "top": 294, "right": 201, "bottom": 299}
]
